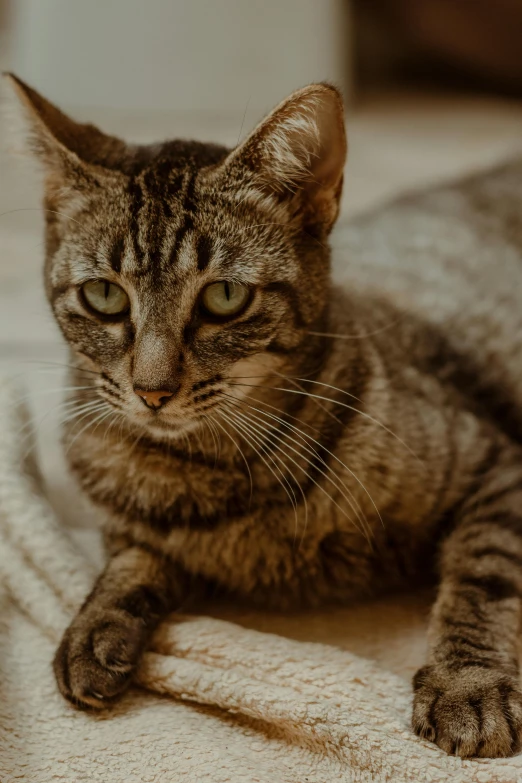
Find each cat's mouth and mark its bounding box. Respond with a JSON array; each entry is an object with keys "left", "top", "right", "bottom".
[
  {"left": 91, "top": 370, "right": 243, "bottom": 441},
  {"left": 126, "top": 398, "right": 222, "bottom": 441},
  {"left": 141, "top": 414, "right": 200, "bottom": 436}
]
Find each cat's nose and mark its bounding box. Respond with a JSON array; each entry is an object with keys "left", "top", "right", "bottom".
[{"left": 134, "top": 388, "right": 175, "bottom": 410}]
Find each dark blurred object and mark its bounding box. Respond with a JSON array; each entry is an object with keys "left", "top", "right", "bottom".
[{"left": 355, "top": 0, "right": 522, "bottom": 96}]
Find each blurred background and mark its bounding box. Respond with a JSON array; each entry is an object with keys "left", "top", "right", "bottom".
[
  {"left": 0, "top": 0, "right": 522, "bottom": 658},
  {"left": 2, "top": 0, "right": 522, "bottom": 361}
]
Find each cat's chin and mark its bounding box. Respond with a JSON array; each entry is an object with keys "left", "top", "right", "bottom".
[{"left": 136, "top": 415, "right": 202, "bottom": 442}]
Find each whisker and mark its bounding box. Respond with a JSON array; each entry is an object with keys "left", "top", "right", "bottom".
[
  {"left": 224, "top": 393, "right": 371, "bottom": 540},
  {"left": 291, "top": 376, "right": 423, "bottom": 464},
  {"left": 93, "top": 409, "right": 121, "bottom": 445},
  {"left": 236, "top": 94, "right": 251, "bottom": 146},
  {"left": 127, "top": 427, "right": 147, "bottom": 459},
  {"left": 228, "top": 366, "right": 419, "bottom": 465},
  {"left": 231, "top": 190, "right": 256, "bottom": 214},
  {"left": 15, "top": 396, "right": 101, "bottom": 448},
  {"left": 0, "top": 207, "right": 98, "bottom": 238},
  {"left": 219, "top": 408, "right": 299, "bottom": 528},
  {"left": 117, "top": 409, "right": 128, "bottom": 445},
  {"left": 56, "top": 402, "right": 114, "bottom": 441},
  {"left": 225, "top": 405, "right": 299, "bottom": 511},
  {"left": 288, "top": 376, "right": 362, "bottom": 403},
  {"left": 64, "top": 405, "right": 116, "bottom": 456},
  {"left": 213, "top": 415, "right": 254, "bottom": 506},
  {"left": 222, "top": 404, "right": 307, "bottom": 543},
  {"left": 222, "top": 390, "right": 382, "bottom": 534},
  {"left": 17, "top": 385, "right": 97, "bottom": 404},
  {"left": 232, "top": 357, "right": 344, "bottom": 427},
  {"left": 269, "top": 367, "right": 343, "bottom": 427},
  {"left": 102, "top": 408, "right": 125, "bottom": 446},
  {"left": 19, "top": 359, "right": 101, "bottom": 376},
  {"left": 200, "top": 414, "right": 221, "bottom": 465},
  {"left": 224, "top": 402, "right": 370, "bottom": 542},
  {"left": 224, "top": 381, "right": 323, "bottom": 436},
  {"left": 6, "top": 367, "right": 97, "bottom": 392},
  {"left": 207, "top": 416, "right": 222, "bottom": 460},
  {"left": 181, "top": 432, "right": 193, "bottom": 459},
  {"left": 192, "top": 424, "right": 209, "bottom": 463},
  {"left": 306, "top": 318, "right": 403, "bottom": 341},
  {"left": 60, "top": 400, "right": 105, "bottom": 424},
  {"left": 19, "top": 398, "right": 109, "bottom": 463},
  {"left": 228, "top": 380, "right": 422, "bottom": 464},
  {"left": 183, "top": 430, "right": 193, "bottom": 459}
]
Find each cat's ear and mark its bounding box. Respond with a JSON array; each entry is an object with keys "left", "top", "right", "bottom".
[
  {"left": 3, "top": 73, "right": 124, "bottom": 190},
  {"left": 227, "top": 84, "right": 347, "bottom": 233}
]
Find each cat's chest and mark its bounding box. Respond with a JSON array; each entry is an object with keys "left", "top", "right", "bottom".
[
  {"left": 68, "top": 428, "right": 378, "bottom": 606},
  {"left": 68, "top": 428, "right": 254, "bottom": 528}
]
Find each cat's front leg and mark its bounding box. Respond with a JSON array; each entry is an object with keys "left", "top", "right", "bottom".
[
  {"left": 413, "top": 447, "right": 522, "bottom": 757},
  {"left": 54, "top": 545, "right": 178, "bottom": 709}
]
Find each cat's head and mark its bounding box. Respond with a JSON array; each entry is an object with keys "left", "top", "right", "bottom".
[{"left": 7, "top": 74, "right": 346, "bottom": 438}]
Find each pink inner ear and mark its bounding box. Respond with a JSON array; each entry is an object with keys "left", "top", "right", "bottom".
[
  {"left": 308, "top": 94, "right": 347, "bottom": 192},
  {"left": 257, "top": 87, "right": 346, "bottom": 199},
  {"left": 210, "top": 84, "right": 347, "bottom": 230}
]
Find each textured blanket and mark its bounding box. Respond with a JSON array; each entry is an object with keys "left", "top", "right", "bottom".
[{"left": 1, "top": 379, "right": 522, "bottom": 782}]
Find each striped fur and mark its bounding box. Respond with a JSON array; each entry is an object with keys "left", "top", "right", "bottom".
[{"left": 8, "top": 73, "right": 522, "bottom": 757}]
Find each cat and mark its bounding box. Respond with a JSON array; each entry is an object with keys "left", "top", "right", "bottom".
[{"left": 6, "top": 72, "right": 522, "bottom": 759}]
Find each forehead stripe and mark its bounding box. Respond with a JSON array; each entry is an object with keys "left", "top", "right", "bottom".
[
  {"left": 128, "top": 177, "right": 145, "bottom": 268},
  {"left": 168, "top": 171, "right": 198, "bottom": 266},
  {"left": 109, "top": 235, "right": 125, "bottom": 274},
  {"left": 196, "top": 234, "right": 212, "bottom": 271}
]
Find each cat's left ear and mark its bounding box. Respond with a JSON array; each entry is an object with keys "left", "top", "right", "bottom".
[
  {"left": 225, "top": 84, "right": 347, "bottom": 234},
  {"left": 3, "top": 73, "right": 125, "bottom": 191}
]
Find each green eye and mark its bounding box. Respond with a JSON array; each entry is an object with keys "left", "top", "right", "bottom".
[
  {"left": 81, "top": 280, "right": 129, "bottom": 316},
  {"left": 201, "top": 281, "right": 250, "bottom": 318}
]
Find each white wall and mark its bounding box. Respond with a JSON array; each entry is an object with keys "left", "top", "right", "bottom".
[{"left": 7, "top": 0, "right": 351, "bottom": 115}]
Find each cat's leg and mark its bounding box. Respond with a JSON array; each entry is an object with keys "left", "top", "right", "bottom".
[
  {"left": 54, "top": 545, "right": 180, "bottom": 709},
  {"left": 413, "top": 447, "right": 522, "bottom": 757}
]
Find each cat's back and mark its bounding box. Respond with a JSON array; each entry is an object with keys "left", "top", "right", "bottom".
[{"left": 333, "top": 159, "right": 522, "bottom": 407}]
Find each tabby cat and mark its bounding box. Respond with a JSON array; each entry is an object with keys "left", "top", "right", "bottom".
[{"left": 7, "top": 73, "right": 522, "bottom": 759}]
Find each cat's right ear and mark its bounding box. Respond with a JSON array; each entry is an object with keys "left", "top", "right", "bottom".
[
  {"left": 3, "top": 73, "right": 122, "bottom": 190},
  {"left": 221, "top": 83, "right": 347, "bottom": 235}
]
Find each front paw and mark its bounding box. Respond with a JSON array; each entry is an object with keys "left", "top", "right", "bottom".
[
  {"left": 412, "top": 664, "right": 522, "bottom": 757},
  {"left": 54, "top": 608, "right": 148, "bottom": 710}
]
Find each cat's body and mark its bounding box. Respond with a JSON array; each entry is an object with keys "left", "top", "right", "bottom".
[
  {"left": 68, "top": 161, "right": 522, "bottom": 607},
  {"left": 7, "top": 73, "right": 522, "bottom": 758}
]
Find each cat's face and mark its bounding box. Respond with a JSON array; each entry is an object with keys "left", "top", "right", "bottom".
[
  {"left": 8, "top": 75, "right": 346, "bottom": 438},
  {"left": 46, "top": 156, "right": 326, "bottom": 438}
]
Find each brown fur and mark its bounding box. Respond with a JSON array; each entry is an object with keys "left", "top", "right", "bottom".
[{"left": 6, "top": 72, "right": 522, "bottom": 757}]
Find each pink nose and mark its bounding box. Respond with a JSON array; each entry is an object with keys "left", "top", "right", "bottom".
[{"left": 134, "top": 388, "right": 175, "bottom": 410}]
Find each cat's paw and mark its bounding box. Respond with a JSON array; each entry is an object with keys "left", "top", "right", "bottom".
[
  {"left": 412, "top": 664, "right": 522, "bottom": 757},
  {"left": 53, "top": 607, "right": 148, "bottom": 710}
]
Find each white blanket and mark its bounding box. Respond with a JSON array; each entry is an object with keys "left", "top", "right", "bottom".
[{"left": 2, "top": 378, "right": 522, "bottom": 782}]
